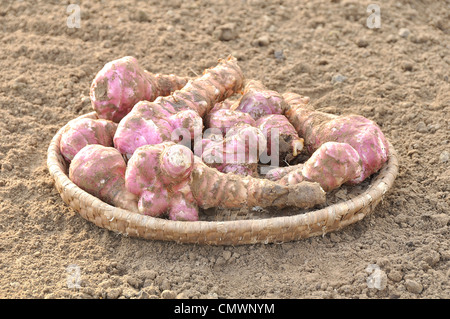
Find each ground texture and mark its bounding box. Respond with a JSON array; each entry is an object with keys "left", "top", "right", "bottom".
[{"left": 0, "top": 0, "right": 449, "bottom": 299}]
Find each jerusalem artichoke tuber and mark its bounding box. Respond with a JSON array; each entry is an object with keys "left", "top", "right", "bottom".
[
  {"left": 264, "top": 164, "right": 300, "bottom": 181},
  {"left": 205, "top": 108, "right": 256, "bottom": 136},
  {"left": 90, "top": 56, "right": 188, "bottom": 123},
  {"left": 190, "top": 157, "right": 326, "bottom": 210},
  {"left": 276, "top": 142, "right": 363, "bottom": 192},
  {"left": 60, "top": 117, "right": 117, "bottom": 163},
  {"left": 125, "top": 142, "right": 326, "bottom": 220},
  {"left": 256, "top": 114, "right": 304, "bottom": 163},
  {"left": 69, "top": 144, "right": 138, "bottom": 213},
  {"left": 125, "top": 142, "right": 199, "bottom": 221},
  {"left": 198, "top": 123, "right": 267, "bottom": 176},
  {"left": 114, "top": 56, "right": 244, "bottom": 158},
  {"left": 231, "top": 80, "right": 288, "bottom": 120},
  {"left": 283, "top": 92, "right": 389, "bottom": 183}
]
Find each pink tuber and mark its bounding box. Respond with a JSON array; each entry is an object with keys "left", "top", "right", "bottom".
[
  {"left": 60, "top": 117, "right": 117, "bottom": 163},
  {"left": 231, "top": 80, "right": 288, "bottom": 120},
  {"left": 125, "top": 142, "right": 198, "bottom": 221},
  {"left": 273, "top": 142, "right": 363, "bottom": 192},
  {"left": 125, "top": 142, "right": 326, "bottom": 220},
  {"left": 69, "top": 144, "right": 138, "bottom": 212},
  {"left": 90, "top": 56, "right": 188, "bottom": 123},
  {"left": 197, "top": 123, "right": 267, "bottom": 176},
  {"left": 256, "top": 114, "right": 304, "bottom": 163},
  {"left": 283, "top": 92, "right": 389, "bottom": 183},
  {"left": 114, "top": 56, "right": 244, "bottom": 158},
  {"left": 205, "top": 108, "right": 256, "bottom": 136}
]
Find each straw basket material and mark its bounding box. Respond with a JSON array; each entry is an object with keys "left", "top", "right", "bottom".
[{"left": 47, "top": 112, "right": 399, "bottom": 245}]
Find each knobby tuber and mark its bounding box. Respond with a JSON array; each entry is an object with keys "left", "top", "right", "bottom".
[
  {"left": 283, "top": 92, "right": 389, "bottom": 183},
  {"left": 69, "top": 144, "right": 138, "bottom": 213},
  {"left": 125, "top": 142, "right": 198, "bottom": 221},
  {"left": 205, "top": 108, "right": 256, "bottom": 136},
  {"left": 274, "top": 142, "right": 363, "bottom": 192},
  {"left": 232, "top": 80, "right": 288, "bottom": 120},
  {"left": 60, "top": 118, "right": 117, "bottom": 163},
  {"left": 209, "top": 98, "right": 237, "bottom": 113},
  {"left": 256, "top": 114, "right": 304, "bottom": 163},
  {"left": 114, "top": 56, "right": 244, "bottom": 158},
  {"left": 125, "top": 142, "right": 326, "bottom": 220},
  {"left": 90, "top": 56, "right": 188, "bottom": 123},
  {"left": 197, "top": 123, "right": 267, "bottom": 176}
]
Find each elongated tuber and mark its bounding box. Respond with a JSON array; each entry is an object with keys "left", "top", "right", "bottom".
[
  {"left": 60, "top": 117, "right": 117, "bottom": 162},
  {"left": 283, "top": 92, "right": 389, "bottom": 183},
  {"left": 90, "top": 56, "right": 188, "bottom": 123},
  {"left": 114, "top": 56, "right": 244, "bottom": 157},
  {"left": 256, "top": 114, "right": 304, "bottom": 163},
  {"left": 191, "top": 157, "right": 326, "bottom": 210},
  {"left": 232, "top": 80, "right": 288, "bottom": 120},
  {"left": 69, "top": 144, "right": 138, "bottom": 213},
  {"left": 276, "top": 142, "right": 362, "bottom": 192},
  {"left": 125, "top": 142, "right": 326, "bottom": 220},
  {"left": 264, "top": 164, "right": 300, "bottom": 181}
]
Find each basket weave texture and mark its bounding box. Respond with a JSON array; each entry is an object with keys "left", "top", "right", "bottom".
[{"left": 47, "top": 112, "right": 399, "bottom": 245}]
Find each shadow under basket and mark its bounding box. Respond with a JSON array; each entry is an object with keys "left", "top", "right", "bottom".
[{"left": 47, "top": 112, "right": 399, "bottom": 245}]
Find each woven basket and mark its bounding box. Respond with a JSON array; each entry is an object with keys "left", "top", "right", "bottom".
[{"left": 47, "top": 112, "right": 399, "bottom": 245}]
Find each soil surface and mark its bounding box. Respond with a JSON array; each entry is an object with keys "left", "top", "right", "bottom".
[{"left": 0, "top": 0, "right": 449, "bottom": 299}]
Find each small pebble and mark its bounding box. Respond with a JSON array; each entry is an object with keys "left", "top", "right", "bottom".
[
  {"left": 214, "top": 23, "right": 237, "bottom": 41},
  {"left": 136, "top": 290, "right": 149, "bottom": 299},
  {"left": 124, "top": 275, "right": 143, "bottom": 289},
  {"left": 401, "top": 61, "right": 414, "bottom": 71},
  {"left": 274, "top": 50, "right": 285, "bottom": 61},
  {"left": 141, "top": 284, "right": 159, "bottom": 296},
  {"left": 215, "top": 256, "right": 226, "bottom": 266},
  {"left": 329, "top": 233, "right": 340, "bottom": 243},
  {"left": 439, "top": 150, "right": 449, "bottom": 163},
  {"left": 203, "top": 292, "right": 219, "bottom": 299},
  {"left": 331, "top": 74, "right": 347, "bottom": 84},
  {"left": 398, "top": 28, "right": 411, "bottom": 38},
  {"left": 176, "top": 291, "right": 188, "bottom": 299},
  {"left": 386, "top": 34, "right": 397, "bottom": 43},
  {"left": 267, "top": 25, "right": 277, "bottom": 32},
  {"left": 136, "top": 10, "right": 149, "bottom": 22},
  {"left": 423, "top": 250, "right": 440, "bottom": 267},
  {"left": 387, "top": 270, "right": 403, "bottom": 283},
  {"left": 161, "top": 290, "right": 176, "bottom": 299},
  {"left": 416, "top": 121, "right": 428, "bottom": 133},
  {"left": 256, "top": 35, "right": 270, "bottom": 46},
  {"left": 102, "top": 40, "right": 111, "bottom": 48},
  {"left": 223, "top": 250, "right": 232, "bottom": 261},
  {"left": 106, "top": 288, "right": 122, "bottom": 299},
  {"left": 1, "top": 163, "right": 12, "bottom": 171},
  {"left": 356, "top": 38, "right": 369, "bottom": 48},
  {"left": 404, "top": 279, "right": 423, "bottom": 294},
  {"left": 160, "top": 279, "right": 171, "bottom": 291}
]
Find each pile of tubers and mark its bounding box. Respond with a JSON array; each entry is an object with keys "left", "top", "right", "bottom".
[{"left": 61, "top": 56, "right": 389, "bottom": 221}]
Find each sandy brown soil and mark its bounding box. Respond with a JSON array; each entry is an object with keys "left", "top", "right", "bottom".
[{"left": 0, "top": 0, "right": 449, "bottom": 299}]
